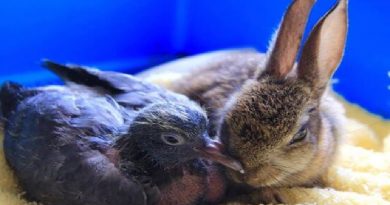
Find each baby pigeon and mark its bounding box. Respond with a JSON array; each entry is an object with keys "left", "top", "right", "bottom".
[{"left": 1, "top": 60, "right": 243, "bottom": 205}]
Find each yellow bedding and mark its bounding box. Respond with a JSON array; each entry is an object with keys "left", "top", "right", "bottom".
[{"left": 0, "top": 98, "right": 389, "bottom": 204}]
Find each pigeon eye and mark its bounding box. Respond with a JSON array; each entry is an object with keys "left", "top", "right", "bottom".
[
  {"left": 289, "top": 126, "right": 308, "bottom": 145},
  {"left": 161, "top": 134, "right": 185, "bottom": 146}
]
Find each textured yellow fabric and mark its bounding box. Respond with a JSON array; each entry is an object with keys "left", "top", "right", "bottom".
[
  {"left": 0, "top": 100, "right": 389, "bottom": 204},
  {"left": 334, "top": 145, "right": 390, "bottom": 174},
  {"left": 324, "top": 166, "right": 390, "bottom": 200},
  {"left": 383, "top": 135, "right": 390, "bottom": 152},
  {"left": 339, "top": 97, "right": 390, "bottom": 139},
  {"left": 280, "top": 187, "right": 390, "bottom": 205},
  {"left": 342, "top": 119, "right": 381, "bottom": 151}
]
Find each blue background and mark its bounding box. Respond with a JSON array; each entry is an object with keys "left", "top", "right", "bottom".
[{"left": 0, "top": 0, "right": 389, "bottom": 118}]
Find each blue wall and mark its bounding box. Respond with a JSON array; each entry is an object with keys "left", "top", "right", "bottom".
[
  {"left": 0, "top": 0, "right": 178, "bottom": 82},
  {"left": 0, "top": 0, "right": 389, "bottom": 118}
]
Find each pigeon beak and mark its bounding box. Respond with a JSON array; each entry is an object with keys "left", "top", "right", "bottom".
[{"left": 194, "top": 140, "right": 245, "bottom": 174}]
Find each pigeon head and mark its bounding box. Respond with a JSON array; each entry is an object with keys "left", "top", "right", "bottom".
[{"left": 117, "top": 102, "right": 244, "bottom": 173}]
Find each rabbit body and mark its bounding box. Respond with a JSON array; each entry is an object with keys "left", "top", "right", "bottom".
[
  {"left": 146, "top": 0, "right": 349, "bottom": 197},
  {"left": 167, "top": 51, "right": 345, "bottom": 188}
]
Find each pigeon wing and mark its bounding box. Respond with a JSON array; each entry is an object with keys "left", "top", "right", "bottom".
[{"left": 3, "top": 87, "right": 151, "bottom": 205}]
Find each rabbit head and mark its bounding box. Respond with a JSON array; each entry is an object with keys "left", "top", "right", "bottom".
[{"left": 220, "top": 0, "right": 348, "bottom": 188}]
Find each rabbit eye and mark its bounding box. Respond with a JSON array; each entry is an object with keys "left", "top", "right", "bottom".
[
  {"left": 308, "top": 107, "right": 317, "bottom": 113},
  {"left": 289, "top": 127, "right": 308, "bottom": 145},
  {"left": 161, "top": 134, "right": 185, "bottom": 146}
]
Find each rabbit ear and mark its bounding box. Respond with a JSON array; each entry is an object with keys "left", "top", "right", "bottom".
[
  {"left": 297, "top": 0, "right": 348, "bottom": 93},
  {"left": 261, "top": 0, "right": 316, "bottom": 79}
]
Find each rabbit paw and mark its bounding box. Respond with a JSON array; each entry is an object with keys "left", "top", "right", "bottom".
[{"left": 256, "top": 188, "right": 284, "bottom": 204}]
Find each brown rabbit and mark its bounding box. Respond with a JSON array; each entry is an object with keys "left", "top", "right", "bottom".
[{"left": 143, "top": 0, "right": 348, "bottom": 203}]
